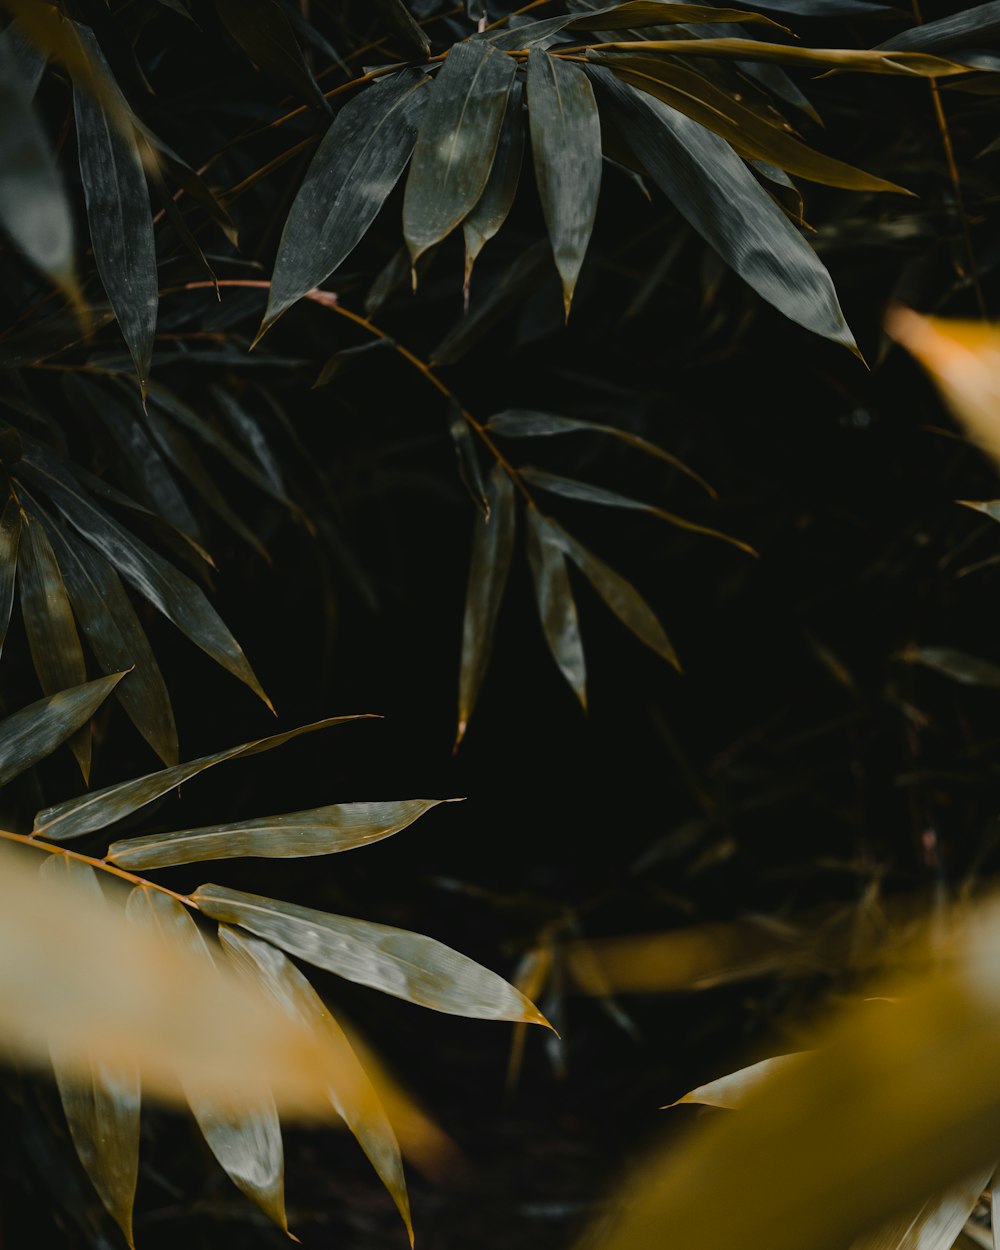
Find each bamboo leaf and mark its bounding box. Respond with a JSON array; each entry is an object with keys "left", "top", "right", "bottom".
[
  {"left": 218, "top": 926, "right": 412, "bottom": 1242},
  {"left": 0, "top": 492, "right": 21, "bottom": 659},
  {"left": 525, "top": 508, "right": 587, "bottom": 709},
  {"left": 371, "top": 0, "right": 431, "bottom": 57},
  {"left": 588, "top": 40, "right": 973, "bottom": 77},
  {"left": 450, "top": 407, "right": 490, "bottom": 517},
  {"left": 42, "top": 856, "right": 140, "bottom": 1250},
  {"left": 877, "top": 2, "right": 1000, "bottom": 54},
  {"left": 903, "top": 645, "right": 1000, "bottom": 690},
  {"left": 0, "top": 674, "right": 124, "bottom": 787},
  {"left": 192, "top": 884, "right": 550, "bottom": 1025},
  {"left": 262, "top": 71, "right": 430, "bottom": 337},
  {"left": 566, "top": 3, "right": 790, "bottom": 30},
  {"left": 456, "top": 464, "right": 516, "bottom": 746},
  {"left": 666, "top": 1053, "right": 810, "bottom": 1110},
  {"left": 107, "top": 797, "right": 456, "bottom": 869},
  {"left": 463, "top": 80, "right": 524, "bottom": 291},
  {"left": 747, "top": 0, "right": 891, "bottom": 11},
  {"left": 403, "top": 40, "right": 516, "bottom": 269},
  {"left": 214, "top": 0, "right": 326, "bottom": 110},
  {"left": 850, "top": 1169, "right": 993, "bottom": 1250},
  {"left": 33, "top": 715, "right": 371, "bottom": 842},
  {"left": 528, "top": 50, "right": 602, "bottom": 317}
]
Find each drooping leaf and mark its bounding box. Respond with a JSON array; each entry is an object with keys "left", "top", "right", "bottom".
[
  {"left": 193, "top": 884, "right": 550, "bottom": 1025},
  {"left": 592, "top": 70, "right": 859, "bottom": 353},
  {"left": 107, "top": 797, "right": 456, "bottom": 869},
  {"left": 72, "top": 26, "right": 157, "bottom": 397},
  {"left": 403, "top": 40, "right": 516, "bottom": 268},
  {"left": 666, "top": 1053, "right": 810, "bottom": 1110},
  {"left": 463, "top": 80, "right": 524, "bottom": 290},
  {"left": 371, "top": 0, "right": 431, "bottom": 57},
  {"left": 903, "top": 645, "right": 1000, "bottom": 690},
  {"left": 42, "top": 856, "right": 140, "bottom": 1249},
  {"left": 456, "top": 464, "right": 516, "bottom": 745},
  {"left": 261, "top": 70, "right": 430, "bottom": 337},
  {"left": 450, "top": 407, "right": 490, "bottom": 517},
  {"left": 218, "top": 926, "right": 412, "bottom": 1241},
  {"left": 527, "top": 50, "right": 602, "bottom": 317},
  {"left": 877, "top": 2, "right": 1000, "bottom": 54},
  {"left": 525, "top": 508, "right": 586, "bottom": 709},
  {"left": 566, "top": 3, "right": 790, "bottom": 30},
  {"left": 0, "top": 674, "right": 124, "bottom": 787},
  {"left": 210, "top": 388, "right": 290, "bottom": 505},
  {"left": 214, "top": 0, "right": 326, "bottom": 109},
  {"left": 849, "top": 1168, "right": 993, "bottom": 1250},
  {"left": 315, "top": 338, "right": 396, "bottom": 389},
  {"left": 33, "top": 715, "right": 370, "bottom": 842},
  {"left": 0, "top": 492, "right": 21, "bottom": 659},
  {"left": 126, "top": 888, "right": 287, "bottom": 1232}
]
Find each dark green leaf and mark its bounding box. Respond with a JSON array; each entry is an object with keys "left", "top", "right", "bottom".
[
  {"left": 525, "top": 508, "right": 586, "bottom": 709},
  {"left": 314, "top": 338, "right": 396, "bottom": 389},
  {"left": 0, "top": 492, "right": 21, "bottom": 659},
  {"left": 192, "top": 884, "right": 550, "bottom": 1024},
  {"left": 72, "top": 26, "right": 157, "bottom": 398},
  {"left": 0, "top": 674, "right": 124, "bottom": 787},
  {"left": 527, "top": 50, "right": 602, "bottom": 317},
  {"left": 878, "top": 2, "right": 1000, "bottom": 53},
  {"left": 748, "top": 0, "right": 891, "bottom": 11},
  {"left": 903, "top": 645, "right": 1000, "bottom": 690},
  {"left": 33, "top": 715, "right": 372, "bottom": 841},
  {"left": 4, "top": 22, "right": 49, "bottom": 98},
  {"left": 107, "top": 797, "right": 455, "bottom": 869},
  {"left": 566, "top": 3, "right": 790, "bottom": 29},
  {"left": 371, "top": 0, "right": 431, "bottom": 57},
  {"left": 214, "top": 0, "right": 326, "bottom": 109},
  {"left": 450, "top": 408, "right": 490, "bottom": 517},
  {"left": 403, "top": 40, "right": 516, "bottom": 268},
  {"left": 588, "top": 39, "right": 971, "bottom": 76},
  {"left": 210, "top": 388, "right": 290, "bottom": 505},
  {"left": 457, "top": 465, "right": 516, "bottom": 745},
  {"left": 463, "top": 81, "right": 524, "bottom": 291},
  {"left": 261, "top": 71, "right": 430, "bottom": 337}
]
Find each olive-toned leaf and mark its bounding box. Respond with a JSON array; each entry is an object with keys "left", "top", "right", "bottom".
[
  {"left": 525, "top": 508, "right": 586, "bottom": 709},
  {"left": 485, "top": 409, "right": 716, "bottom": 496},
  {"left": 0, "top": 32, "right": 77, "bottom": 303},
  {"left": 878, "top": 3, "right": 1000, "bottom": 54},
  {"left": 18, "top": 449, "right": 270, "bottom": 710},
  {"left": 261, "top": 71, "right": 430, "bottom": 337},
  {"left": 521, "top": 467, "right": 755, "bottom": 555},
  {"left": 107, "top": 797, "right": 455, "bottom": 869},
  {"left": 528, "top": 50, "right": 601, "bottom": 317},
  {"left": 42, "top": 520, "right": 178, "bottom": 766},
  {"left": 214, "top": 0, "right": 325, "bottom": 109},
  {"left": 218, "top": 926, "right": 411, "bottom": 1241},
  {"left": 593, "top": 71, "right": 859, "bottom": 353},
  {"left": 850, "top": 1169, "right": 993, "bottom": 1250},
  {"left": 193, "top": 884, "right": 549, "bottom": 1025},
  {"left": 42, "top": 856, "right": 140, "bottom": 1249},
  {"left": 0, "top": 493, "right": 21, "bottom": 659},
  {"left": 666, "top": 1053, "right": 810, "bottom": 1110},
  {"left": 371, "top": 0, "right": 431, "bottom": 57},
  {"left": 210, "top": 388, "right": 289, "bottom": 504},
  {"left": 33, "top": 714, "right": 370, "bottom": 841},
  {"left": 126, "top": 888, "right": 287, "bottom": 1232},
  {"left": 450, "top": 408, "right": 490, "bottom": 517},
  {"left": 18, "top": 511, "right": 91, "bottom": 779},
  {"left": 566, "top": 3, "right": 789, "bottom": 30},
  {"left": 903, "top": 645, "right": 1000, "bottom": 690},
  {"left": 0, "top": 674, "right": 124, "bottom": 787},
  {"left": 403, "top": 40, "right": 516, "bottom": 268},
  {"left": 457, "top": 464, "right": 516, "bottom": 746},
  {"left": 463, "top": 80, "right": 524, "bottom": 290},
  {"left": 542, "top": 514, "right": 680, "bottom": 670},
  {"left": 72, "top": 27, "right": 157, "bottom": 398}
]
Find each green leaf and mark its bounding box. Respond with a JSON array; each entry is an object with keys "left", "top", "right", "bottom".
[
  {"left": 566, "top": 3, "right": 790, "bottom": 30},
  {"left": 43, "top": 855, "right": 141, "bottom": 1250},
  {"left": 371, "top": 0, "right": 431, "bottom": 57},
  {"left": 902, "top": 645, "right": 1000, "bottom": 690},
  {"left": 261, "top": 70, "right": 430, "bottom": 338},
  {"left": 666, "top": 1053, "right": 810, "bottom": 1110},
  {"left": 403, "top": 40, "right": 516, "bottom": 269},
  {"left": 218, "top": 926, "right": 412, "bottom": 1241},
  {"left": 878, "top": 3, "right": 1000, "bottom": 54},
  {"left": 0, "top": 492, "right": 21, "bottom": 659},
  {"left": 450, "top": 407, "right": 490, "bottom": 517},
  {"left": 457, "top": 464, "right": 516, "bottom": 746},
  {"left": 520, "top": 466, "right": 756, "bottom": 554},
  {"left": 527, "top": 50, "right": 602, "bottom": 317},
  {"left": 214, "top": 0, "right": 326, "bottom": 110},
  {"left": 210, "top": 388, "right": 290, "bottom": 506},
  {"left": 314, "top": 338, "right": 396, "bottom": 389},
  {"left": 0, "top": 674, "right": 124, "bottom": 788},
  {"left": 126, "top": 887, "right": 288, "bottom": 1233},
  {"left": 485, "top": 409, "right": 716, "bottom": 496},
  {"left": 850, "top": 1168, "right": 993, "bottom": 1250},
  {"left": 542, "top": 514, "right": 680, "bottom": 670},
  {"left": 463, "top": 80, "right": 524, "bottom": 291},
  {"left": 592, "top": 70, "right": 859, "bottom": 353},
  {"left": 33, "top": 715, "right": 372, "bottom": 841},
  {"left": 72, "top": 26, "right": 157, "bottom": 398},
  {"left": 107, "top": 797, "right": 456, "bottom": 869},
  {"left": 194, "top": 884, "right": 550, "bottom": 1024},
  {"left": 0, "top": 31, "right": 77, "bottom": 304},
  {"left": 18, "top": 510, "right": 91, "bottom": 779},
  {"left": 525, "top": 508, "right": 587, "bottom": 709}
]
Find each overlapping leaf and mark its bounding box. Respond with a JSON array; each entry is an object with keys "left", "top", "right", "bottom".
[
  {"left": 463, "top": 81, "right": 524, "bottom": 290},
  {"left": 525, "top": 508, "right": 587, "bottom": 709},
  {"left": 0, "top": 674, "right": 124, "bottom": 787},
  {"left": 214, "top": 0, "right": 325, "bottom": 109}
]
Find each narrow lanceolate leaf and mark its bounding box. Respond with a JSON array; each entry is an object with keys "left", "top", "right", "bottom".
[
  {"left": 44, "top": 522, "right": 178, "bottom": 766},
  {"left": 0, "top": 674, "right": 124, "bottom": 787},
  {"left": 214, "top": 0, "right": 325, "bottom": 110},
  {"left": 450, "top": 408, "right": 490, "bottom": 517},
  {"left": 463, "top": 81, "right": 524, "bottom": 290},
  {"left": 72, "top": 28, "right": 157, "bottom": 397},
  {"left": 666, "top": 1053, "right": 810, "bottom": 1110},
  {"left": 457, "top": 465, "right": 516, "bottom": 746},
  {"left": 34, "top": 715, "right": 369, "bottom": 841},
  {"left": 566, "top": 3, "right": 789, "bottom": 30},
  {"left": 371, "top": 0, "right": 431, "bottom": 57},
  {"left": 525, "top": 509, "right": 586, "bottom": 709},
  {"left": 878, "top": 1, "right": 1000, "bottom": 54},
  {"left": 0, "top": 494, "right": 21, "bottom": 658},
  {"left": 0, "top": 32, "right": 76, "bottom": 303},
  {"left": 262, "top": 71, "right": 430, "bottom": 337},
  {"left": 520, "top": 467, "right": 756, "bottom": 555},
  {"left": 218, "top": 926, "right": 412, "bottom": 1243},
  {"left": 849, "top": 1168, "right": 993, "bottom": 1250},
  {"left": 41, "top": 856, "right": 140, "bottom": 1250},
  {"left": 193, "top": 885, "right": 549, "bottom": 1025},
  {"left": 126, "top": 888, "right": 287, "bottom": 1232},
  {"left": 544, "top": 515, "right": 680, "bottom": 670},
  {"left": 527, "top": 50, "right": 601, "bottom": 318},
  {"left": 593, "top": 71, "right": 858, "bottom": 353},
  {"left": 903, "top": 645, "right": 1000, "bottom": 690},
  {"left": 107, "top": 797, "right": 456, "bottom": 869},
  {"left": 18, "top": 513, "right": 91, "bottom": 779},
  {"left": 403, "top": 40, "right": 516, "bottom": 268}
]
